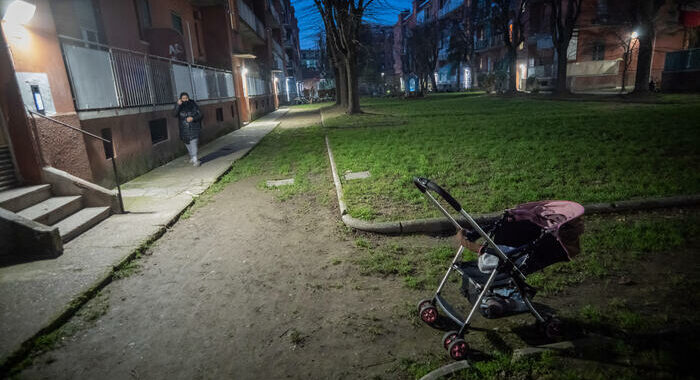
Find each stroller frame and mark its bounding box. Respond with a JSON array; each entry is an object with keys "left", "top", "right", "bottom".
[{"left": 413, "top": 178, "right": 551, "bottom": 357}]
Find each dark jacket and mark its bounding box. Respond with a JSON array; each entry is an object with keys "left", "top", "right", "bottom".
[{"left": 172, "top": 100, "right": 203, "bottom": 143}]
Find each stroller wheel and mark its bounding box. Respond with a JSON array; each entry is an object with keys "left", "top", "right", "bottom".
[
  {"left": 541, "top": 317, "right": 564, "bottom": 340},
  {"left": 442, "top": 330, "right": 459, "bottom": 350},
  {"left": 447, "top": 339, "right": 469, "bottom": 361},
  {"left": 419, "top": 304, "right": 438, "bottom": 325},
  {"left": 417, "top": 298, "right": 434, "bottom": 313}
]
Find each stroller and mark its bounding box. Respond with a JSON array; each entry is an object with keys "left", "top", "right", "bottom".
[{"left": 413, "top": 178, "right": 584, "bottom": 361}]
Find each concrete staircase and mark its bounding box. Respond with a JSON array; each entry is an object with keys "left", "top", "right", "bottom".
[
  {"left": 0, "top": 147, "right": 18, "bottom": 191},
  {"left": 0, "top": 184, "right": 110, "bottom": 242}
]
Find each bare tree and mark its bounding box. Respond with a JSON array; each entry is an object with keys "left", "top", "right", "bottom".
[
  {"left": 632, "top": 0, "right": 667, "bottom": 94},
  {"left": 549, "top": 0, "right": 583, "bottom": 94},
  {"left": 492, "top": 0, "right": 529, "bottom": 93},
  {"left": 407, "top": 19, "right": 442, "bottom": 93},
  {"left": 613, "top": 28, "right": 640, "bottom": 92},
  {"left": 447, "top": 4, "right": 474, "bottom": 91},
  {"left": 313, "top": 0, "right": 377, "bottom": 114}
]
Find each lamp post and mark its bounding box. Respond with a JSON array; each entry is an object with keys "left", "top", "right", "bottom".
[{"left": 2, "top": 1, "right": 37, "bottom": 25}]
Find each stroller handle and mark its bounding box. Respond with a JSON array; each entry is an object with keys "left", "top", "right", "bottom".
[{"left": 413, "top": 177, "right": 462, "bottom": 212}]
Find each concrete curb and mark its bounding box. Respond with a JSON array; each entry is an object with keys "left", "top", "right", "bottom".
[
  {"left": 419, "top": 360, "right": 471, "bottom": 380},
  {"left": 324, "top": 136, "right": 700, "bottom": 235},
  {"left": 0, "top": 114, "right": 287, "bottom": 375}
]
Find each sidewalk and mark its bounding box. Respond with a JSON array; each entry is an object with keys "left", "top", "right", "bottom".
[{"left": 0, "top": 108, "right": 288, "bottom": 365}]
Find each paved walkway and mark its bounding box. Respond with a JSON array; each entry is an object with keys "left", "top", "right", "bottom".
[{"left": 0, "top": 108, "right": 288, "bottom": 364}]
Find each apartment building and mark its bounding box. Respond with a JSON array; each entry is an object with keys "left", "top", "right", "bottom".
[
  {"left": 0, "top": 0, "right": 302, "bottom": 193},
  {"left": 392, "top": 0, "right": 694, "bottom": 93}
]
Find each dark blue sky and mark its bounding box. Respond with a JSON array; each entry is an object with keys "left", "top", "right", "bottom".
[{"left": 290, "top": 0, "right": 412, "bottom": 49}]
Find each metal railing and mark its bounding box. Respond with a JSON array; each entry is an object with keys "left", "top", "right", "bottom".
[
  {"left": 272, "top": 53, "right": 284, "bottom": 71},
  {"left": 26, "top": 110, "right": 124, "bottom": 214},
  {"left": 273, "top": 39, "right": 284, "bottom": 58},
  {"left": 238, "top": 0, "right": 266, "bottom": 39},
  {"left": 268, "top": 0, "right": 280, "bottom": 24},
  {"left": 60, "top": 35, "right": 235, "bottom": 111},
  {"left": 439, "top": 0, "right": 463, "bottom": 18}
]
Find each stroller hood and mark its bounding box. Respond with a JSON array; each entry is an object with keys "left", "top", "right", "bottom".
[{"left": 507, "top": 200, "right": 585, "bottom": 259}]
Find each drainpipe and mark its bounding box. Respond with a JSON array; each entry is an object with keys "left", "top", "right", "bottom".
[{"left": 186, "top": 21, "right": 194, "bottom": 63}]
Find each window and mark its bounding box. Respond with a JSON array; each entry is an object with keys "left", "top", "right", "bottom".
[
  {"left": 149, "top": 118, "right": 168, "bottom": 145},
  {"left": 194, "top": 22, "right": 203, "bottom": 56},
  {"left": 81, "top": 28, "right": 98, "bottom": 43},
  {"left": 216, "top": 108, "right": 224, "bottom": 122},
  {"left": 134, "top": 0, "right": 151, "bottom": 39},
  {"left": 596, "top": 0, "right": 608, "bottom": 18},
  {"left": 171, "top": 12, "right": 183, "bottom": 35},
  {"left": 101, "top": 128, "right": 114, "bottom": 159},
  {"left": 567, "top": 29, "right": 579, "bottom": 61},
  {"left": 592, "top": 42, "right": 605, "bottom": 61}
]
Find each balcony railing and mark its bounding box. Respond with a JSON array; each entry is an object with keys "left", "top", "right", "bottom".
[
  {"left": 238, "top": 0, "right": 266, "bottom": 40},
  {"left": 439, "top": 0, "right": 463, "bottom": 18},
  {"left": 273, "top": 39, "right": 284, "bottom": 57},
  {"left": 268, "top": 0, "right": 280, "bottom": 24},
  {"left": 60, "top": 36, "right": 235, "bottom": 111},
  {"left": 272, "top": 53, "right": 284, "bottom": 71}
]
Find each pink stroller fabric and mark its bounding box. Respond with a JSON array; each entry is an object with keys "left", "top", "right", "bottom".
[{"left": 507, "top": 201, "right": 585, "bottom": 259}]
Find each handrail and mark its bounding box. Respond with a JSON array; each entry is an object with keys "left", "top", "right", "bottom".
[{"left": 26, "top": 110, "right": 125, "bottom": 214}]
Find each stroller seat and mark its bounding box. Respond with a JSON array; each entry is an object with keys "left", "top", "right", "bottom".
[{"left": 458, "top": 261, "right": 512, "bottom": 287}]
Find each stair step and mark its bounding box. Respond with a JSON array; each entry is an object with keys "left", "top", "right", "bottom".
[
  {"left": 53, "top": 206, "right": 111, "bottom": 242},
  {"left": 0, "top": 184, "right": 52, "bottom": 212},
  {"left": 17, "top": 195, "right": 82, "bottom": 225},
  {"left": 0, "top": 183, "right": 17, "bottom": 192},
  {"left": 0, "top": 177, "right": 17, "bottom": 187}
]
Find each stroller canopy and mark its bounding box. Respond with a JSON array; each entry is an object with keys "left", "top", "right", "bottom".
[{"left": 507, "top": 201, "right": 585, "bottom": 259}]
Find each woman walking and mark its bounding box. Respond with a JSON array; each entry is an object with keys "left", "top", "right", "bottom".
[{"left": 173, "top": 92, "right": 203, "bottom": 166}]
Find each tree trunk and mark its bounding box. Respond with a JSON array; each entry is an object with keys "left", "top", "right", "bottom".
[
  {"left": 333, "top": 65, "right": 341, "bottom": 105},
  {"left": 430, "top": 70, "right": 438, "bottom": 93},
  {"left": 337, "top": 62, "right": 348, "bottom": 107},
  {"left": 508, "top": 49, "right": 518, "bottom": 93},
  {"left": 621, "top": 61, "right": 628, "bottom": 93},
  {"left": 345, "top": 53, "right": 361, "bottom": 114},
  {"left": 555, "top": 43, "right": 569, "bottom": 94},
  {"left": 633, "top": 22, "right": 655, "bottom": 94},
  {"left": 456, "top": 64, "right": 462, "bottom": 91}
]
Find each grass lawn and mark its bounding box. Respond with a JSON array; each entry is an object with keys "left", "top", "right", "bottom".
[{"left": 325, "top": 93, "right": 700, "bottom": 221}]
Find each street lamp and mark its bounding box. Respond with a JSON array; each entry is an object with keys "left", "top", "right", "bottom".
[
  {"left": 631, "top": 30, "right": 639, "bottom": 39},
  {"left": 2, "top": 0, "right": 36, "bottom": 25}
]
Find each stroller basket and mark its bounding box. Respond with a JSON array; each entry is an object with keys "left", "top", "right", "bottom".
[{"left": 412, "top": 177, "right": 584, "bottom": 361}]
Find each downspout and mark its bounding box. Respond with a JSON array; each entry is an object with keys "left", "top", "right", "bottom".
[{"left": 186, "top": 21, "right": 194, "bottom": 63}]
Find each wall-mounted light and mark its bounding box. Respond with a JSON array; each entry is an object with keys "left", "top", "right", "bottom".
[
  {"left": 631, "top": 31, "right": 639, "bottom": 39},
  {"left": 3, "top": 0, "right": 37, "bottom": 25}
]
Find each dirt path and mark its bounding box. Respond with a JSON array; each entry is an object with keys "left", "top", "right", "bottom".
[{"left": 16, "top": 109, "right": 441, "bottom": 380}]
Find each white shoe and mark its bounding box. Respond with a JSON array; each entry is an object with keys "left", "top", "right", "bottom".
[{"left": 192, "top": 160, "right": 201, "bottom": 167}]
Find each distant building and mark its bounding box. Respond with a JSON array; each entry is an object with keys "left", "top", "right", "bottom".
[
  {"left": 301, "top": 49, "right": 321, "bottom": 70},
  {"left": 392, "top": 0, "right": 692, "bottom": 93}
]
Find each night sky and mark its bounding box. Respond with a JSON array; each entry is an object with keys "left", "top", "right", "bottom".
[{"left": 290, "top": 0, "right": 412, "bottom": 49}]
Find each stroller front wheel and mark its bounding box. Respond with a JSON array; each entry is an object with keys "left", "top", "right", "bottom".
[
  {"left": 442, "top": 330, "right": 459, "bottom": 350},
  {"left": 539, "top": 316, "right": 564, "bottom": 340},
  {"left": 448, "top": 339, "right": 469, "bottom": 361},
  {"left": 417, "top": 298, "right": 434, "bottom": 312},
  {"left": 419, "top": 303, "right": 439, "bottom": 325}
]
